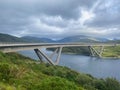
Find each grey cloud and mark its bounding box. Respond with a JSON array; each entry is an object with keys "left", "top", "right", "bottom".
[
  {"left": 0, "top": 0, "right": 120, "bottom": 39},
  {"left": 0, "top": 0, "right": 97, "bottom": 19},
  {"left": 86, "top": 0, "right": 120, "bottom": 28}
]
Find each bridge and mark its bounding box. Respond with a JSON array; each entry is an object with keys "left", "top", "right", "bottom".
[{"left": 0, "top": 43, "right": 118, "bottom": 65}]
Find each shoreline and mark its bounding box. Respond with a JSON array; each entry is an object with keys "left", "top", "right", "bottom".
[
  {"left": 61, "top": 51, "right": 120, "bottom": 59},
  {"left": 47, "top": 49, "right": 120, "bottom": 59}
]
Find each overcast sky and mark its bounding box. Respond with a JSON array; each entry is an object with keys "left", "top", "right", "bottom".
[{"left": 0, "top": 0, "right": 120, "bottom": 39}]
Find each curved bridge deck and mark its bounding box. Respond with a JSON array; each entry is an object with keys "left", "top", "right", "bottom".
[
  {"left": 0, "top": 43, "right": 119, "bottom": 65},
  {"left": 0, "top": 43, "right": 117, "bottom": 52}
]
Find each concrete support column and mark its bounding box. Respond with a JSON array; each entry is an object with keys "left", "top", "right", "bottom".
[
  {"left": 34, "top": 47, "right": 63, "bottom": 65},
  {"left": 99, "top": 46, "right": 104, "bottom": 56},
  {"left": 88, "top": 46, "right": 104, "bottom": 58},
  {"left": 49, "top": 48, "right": 58, "bottom": 59},
  {"left": 34, "top": 49, "right": 55, "bottom": 65},
  {"left": 88, "top": 46, "right": 94, "bottom": 56},
  {"left": 55, "top": 47, "right": 63, "bottom": 65},
  {"left": 34, "top": 49, "right": 43, "bottom": 62}
]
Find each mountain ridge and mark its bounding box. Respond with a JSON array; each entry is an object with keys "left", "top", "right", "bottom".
[
  {"left": 57, "top": 35, "right": 109, "bottom": 43},
  {"left": 0, "top": 33, "right": 27, "bottom": 42},
  {"left": 0, "top": 33, "right": 118, "bottom": 43}
]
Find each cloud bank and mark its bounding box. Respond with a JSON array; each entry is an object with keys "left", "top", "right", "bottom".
[{"left": 0, "top": 0, "right": 120, "bottom": 39}]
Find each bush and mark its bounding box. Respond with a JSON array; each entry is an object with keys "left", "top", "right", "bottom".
[
  {"left": 36, "top": 77, "right": 84, "bottom": 90},
  {"left": 0, "top": 83, "right": 16, "bottom": 90},
  {"left": 0, "top": 63, "right": 24, "bottom": 83},
  {"left": 104, "top": 78, "right": 120, "bottom": 90},
  {"left": 0, "top": 63, "right": 11, "bottom": 82}
]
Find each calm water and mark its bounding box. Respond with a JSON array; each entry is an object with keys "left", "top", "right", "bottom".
[{"left": 19, "top": 49, "right": 120, "bottom": 81}]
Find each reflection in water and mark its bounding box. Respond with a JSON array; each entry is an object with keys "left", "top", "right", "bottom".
[{"left": 19, "top": 50, "right": 120, "bottom": 81}]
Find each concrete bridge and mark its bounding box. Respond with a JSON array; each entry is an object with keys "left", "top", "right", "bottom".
[{"left": 0, "top": 43, "right": 118, "bottom": 65}]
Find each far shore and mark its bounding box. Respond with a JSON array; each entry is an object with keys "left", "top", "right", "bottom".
[{"left": 47, "top": 49, "right": 120, "bottom": 59}]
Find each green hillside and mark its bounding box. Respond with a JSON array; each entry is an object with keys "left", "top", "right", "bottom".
[
  {"left": 0, "top": 33, "right": 26, "bottom": 42},
  {"left": 47, "top": 47, "right": 90, "bottom": 56},
  {"left": 101, "top": 46, "right": 120, "bottom": 58},
  {"left": 0, "top": 33, "right": 51, "bottom": 43},
  {"left": 0, "top": 52, "right": 120, "bottom": 90}
]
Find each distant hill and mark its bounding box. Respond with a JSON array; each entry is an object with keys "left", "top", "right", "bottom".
[
  {"left": 110, "top": 39, "right": 120, "bottom": 43},
  {"left": 0, "top": 33, "right": 54, "bottom": 43},
  {"left": 0, "top": 33, "right": 26, "bottom": 42},
  {"left": 21, "top": 36, "right": 55, "bottom": 43},
  {"left": 21, "top": 36, "right": 45, "bottom": 43},
  {"left": 57, "top": 35, "right": 109, "bottom": 43},
  {"left": 21, "top": 35, "right": 102, "bottom": 43},
  {"left": 0, "top": 33, "right": 113, "bottom": 43}
]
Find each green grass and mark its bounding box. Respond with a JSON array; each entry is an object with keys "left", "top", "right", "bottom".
[
  {"left": 0, "top": 52, "right": 120, "bottom": 90},
  {"left": 47, "top": 47, "right": 90, "bottom": 56},
  {"left": 93, "top": 46, "right": 120, "bottom": 58},
  {"left": 102, "top": 46, "right": 120, "bottom": 58}
]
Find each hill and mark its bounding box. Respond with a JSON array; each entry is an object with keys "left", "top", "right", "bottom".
[
  {"left": 0, "top": 52, "right": 120, "bottom": 90},
  {"left": 0, "top": 33, "right": 54, "bottom": 43},
  {"left": 0, "top": 33, "right": 55, "bottom": 43},
  {"left": 0, "top": 33, "right": 110, "bottom": 43},
  {"left": 57, "top": 35, "right": 109, "bottom": 43},
  {"left": 0, "top": 33, "right": 26, "bottom": 42},
  {"left": 21, "top": 36, "right": 54, "bottom": 43}
]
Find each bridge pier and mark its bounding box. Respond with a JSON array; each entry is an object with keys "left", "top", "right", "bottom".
[
  {"left": 55, "top": 47, "right": 63, "bottom": 65},
  {"left": 49, "top": 48, "right": 58, "bottom": 59},
  {"left": 34, "top": 49, "right": 55, "bottom": 65},
  {"left": 88, "top": 46, "right": 104, "bottom": 58},
  {"left": 34, "top": 49, "right": 43, "bottom": 62},
  {"left": 34, "top": 47, "right": 63, "bottom": 65}
]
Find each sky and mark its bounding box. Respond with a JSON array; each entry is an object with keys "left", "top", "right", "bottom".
[{"left": 0, "top": 0, "right": 120, "bottom": 39}]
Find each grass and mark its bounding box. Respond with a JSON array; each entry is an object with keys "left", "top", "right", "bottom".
[{"left": 93, "top": 46, "right": 120, "bottom": 58}]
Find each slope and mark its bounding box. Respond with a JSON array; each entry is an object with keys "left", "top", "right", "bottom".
[
  {"left": 0, "top": 52, "right": 120, "bottom": 90},
  {"left": 0, "top": 33, "right": 26, "bottom": 42}
]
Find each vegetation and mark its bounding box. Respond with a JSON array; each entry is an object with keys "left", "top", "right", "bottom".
[
  {"left": 48, "top": 46, "right": 120, "bottom": 58},
  {"left": 0, "top": 33, "right": 27, "bottom": 43},
  {"left": 0, "top": 33, "right": 44, "bottom": 43},
  {"left": 0, "top": 52, "right": 120, "bottom": 90},
  {"left": 47, "top": 47, "right": 90, "bottom": 56},
  {"left": 102, "top": 46, "right": 120, "bottom": 58}
]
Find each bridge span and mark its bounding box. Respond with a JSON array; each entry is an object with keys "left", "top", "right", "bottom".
[{"left": 0, "top": 43, "right": 119, "bottom": 65}]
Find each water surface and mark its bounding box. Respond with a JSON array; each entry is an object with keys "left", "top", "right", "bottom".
[{"left": 19, "top": 50, "right": 120, "bottom": 81}]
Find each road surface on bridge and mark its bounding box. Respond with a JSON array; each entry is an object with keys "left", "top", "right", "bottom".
[{"left": 0, "top": 43, "right": 118, "bottom": 53}]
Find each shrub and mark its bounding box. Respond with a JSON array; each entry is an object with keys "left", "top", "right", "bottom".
[
  {"left": 104, "top": 78, "right": 120, "bottom": 90},
  {"left": 36, "top": 77, "right": 84, "bottom": 90}
]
